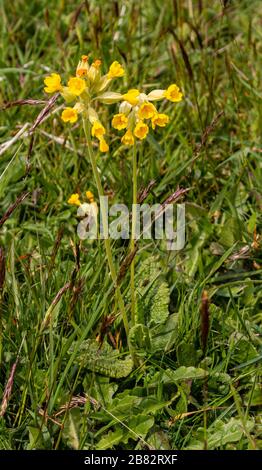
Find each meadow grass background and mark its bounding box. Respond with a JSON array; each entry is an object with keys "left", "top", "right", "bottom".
[{"left": 0, "top": 0, "right": 261, "bottom": 450}]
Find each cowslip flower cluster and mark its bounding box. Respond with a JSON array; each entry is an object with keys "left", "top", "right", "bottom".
[
  {"left": 111, "top": 85, "right": 183, "bottom": 145},
  {"left": 68, "top": 190, "right": 95, "bottom": 206},
  {"left": 44, "top": 54, "right": 183, "bottom": 150},
  {"left": 68, "top": 190, "right": 98, "bottom": 240},
  {"left": 44, "top": 56, "right": 126, "bottom": 152}
]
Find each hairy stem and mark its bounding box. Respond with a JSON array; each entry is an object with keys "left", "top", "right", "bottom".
[
  {"left": 83, "top": 119, "right": 129, "bottom": 337},
  {"left": 130, "top": 141, "right": 137, "bottom": 327}
]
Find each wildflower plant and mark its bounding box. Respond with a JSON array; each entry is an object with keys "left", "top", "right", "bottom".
[
  {"left": 112, "top": 84, "right": 183, "bottom": 145},
  {"left": 43, "top": 54, "right": 183, "bottom": 347},
  {"left": 44, "top": 56, "right": 126, "bottom": 152}
]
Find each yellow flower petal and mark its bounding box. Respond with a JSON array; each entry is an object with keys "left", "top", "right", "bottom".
[
  {"left": 93, "top": 59, "right": 102, "bottom": 69},
  {"left": 122, "top": 89, "right": 140, "bottom": 106},
  {"left": 121, "top": 129, "right": 134, "bottom": 146},
  {"left": 91, "top": 121, "right": 106, "bottom": 139},
  {"left": 44, "top": 73, "right": 62, "bottom": 93},
  {"left": 107, "top": 61, "right": 125, "bottom": 79},
  {"left": 164, "top": 84, "right": 183, "bottom": 102},
  {"left": 76, "top": 55, "right": 89, "bottom": 77},
  {"left": 67, "top": 77, "right": 86, "bottom": 96},
  {"left": 99, "top": 137, "right": 109, "bottom": 153},
  {"left": 87, "top": 61, "right": 102, "bottom": 82},
  {"left": 151, "top": 113, "right": 170, "bottom": 129},
  {"left": 61, "top": 107, "right": 78, "bottom": 123},
  {"left": 138, "top": 102, "right": 157, "bottom": 120},
  {"left": 134, "top": 121, "right": 149, "bottom": 140},
  {"left": 68, "top": 193, "right": 81, "bottom": 206},
  {"left": 86, "top": 190, "right": 95, "bottom": 202},
  {"left": 112, "top": 113, "right": 128, "bottom": 130}
]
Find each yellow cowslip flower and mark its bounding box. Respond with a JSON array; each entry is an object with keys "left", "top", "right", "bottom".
[
  {"left": 107, "top": 61, "right": 125, "bottom": 79},
  {"left": 164, "top": 84, "right": 183, "bottom": 102},
  {"left": 68, "top": 193, "right": 81, "bottom": 206},
  {"left": 44, "top": 54, "right": 183, "bottom": 151},
  {"left": 43, "top": 53, "right": 126, "bottom": 151},
  {"left": 86, "top": 60, "right": 102, "bottom": 83},
  {"left": 76, "top": 55, "right": 89, "bottom": 77},
  {"left": 122, "top": 89, "right": 140, "bottom": 106},
  {"left": 121, "top": 129, "right": 134, "bottom": 146},
  {"left": 113, "top": 83, "right": 182, "bottom": 144},
  {"left": 138, "top": 102, "right": 157, "bottom": 120},
  {"left": 134, "top": 121, "right": 149, "bottom": 140},
  {"left": 86, "top": 190, "right": 95, "bottom": 202},
  {"left": 99, "top": 137, "right": 109, "bottom": 153},
  {"left": 61, "top": 107, "right": 78, "bottom": 123},
  {"left": 67, "top": 77, "right": 86, "bottom": 96},
  {"left": 151, "top": 113, "right": 170, "bottom": 129},
  {"left": 44, "top": 73, "right": 62, "bottom": 93},
  {"left": 112, "top": 113, "right": 128, "bottom": 130},
  {"left": 93, "top": 59, "right": 102, "bottom": 69},
  {"left": 91, "top": 121, "right": 106, "bottom": 139}
]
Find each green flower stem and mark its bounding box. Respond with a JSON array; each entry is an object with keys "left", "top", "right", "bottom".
[
  {"left": 83, "top": 119, "right": 129, "bottom": 337},
  {"left": 130, "top": 140, "right": 137, "bottom": 327}
]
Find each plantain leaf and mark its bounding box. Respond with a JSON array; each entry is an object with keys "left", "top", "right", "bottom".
[
  {"left": 62, "top": 409, "right": 81, "bottom": 450},
  {"left": 70, "top": 339, "right": 133, "bottom": 378},
  {"left": 150, "top": 281, "right": 170, "bottom": 325},
  {"left": 129, "top": 324, "right": 151, "bottom": 355},
  {"left": 149, "top": 366, "right": 207, "bottom": 387},
  {"left": 96, "top": 428, "right": 125, "bottom": 450},
  {"left": 96, "top": 415, "right": 154, "bottom": 450},
  {"left": 186, "top": 418, "right": 254, "bottom": 450},
  {"left": 151, "top": 312, "right": 179, "bottom": 352},
  {"left": 135, "top": 256, "right": 170, "bottom": 326}
]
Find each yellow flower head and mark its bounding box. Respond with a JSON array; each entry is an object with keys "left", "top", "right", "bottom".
[
  {"left": 68, "top": 193, "right": 81, "bottom": 206},
  {"left": 134, "top": 121, "right": 149, "bottom": 140},
  {"left": 87, "top": 60, "right": 102, "bottom": 82},
  {"left": 151, "top": 113, "right": 170, "bottom": 129},
  {"left": 91, "top": 121, "right": 106, "bottom": 139},
  {"left": 138, "top": 102, "right": 157, "bottom": 120},
  {"left": 122, "top": 89, "right": 140, "bottom": 106},
  {"left": 112, "top": 113, "right": 128, "bottom": 130},
  {"left": 164, "top": 84, "right": 183, "bottom": 102},
  {"left": 93, "top": 59, "right": 102, "bottom": 69},
  {"left": 99, "top": 137, "right": 109, "bottom": 153},
  {"left": 86, "top": 190, "right": 95, "bottom": 202},
  {"left": 44, "top": 73, "right": 62, "bottom": 93},
  {"left": 76, "top": 55, "right": 89, "bottom": 77},
  {"left": 61, "top": 107, "right": 78, "bottom": 123},
  {"left": 121, "top": 129, "right": 134, "bottom": 146},
  {"left": 107, "top": 61, "right": 125, "bottom": 79},
  {"left": 67, "top": 77, "right": 86, "bottom": 96}
]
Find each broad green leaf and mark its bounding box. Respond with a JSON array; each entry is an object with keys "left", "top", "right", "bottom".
[
  {"left": 96, "top": 428, "right": 124, "bottom": 450},
  {"left": 62, "top": 409, "right": 81, "bottom": 450},
  {"left": 151, "top": 312, "right": 179, "bottom": 352},
  {"left": 70, "top": 339, "right": 133, "bottom": 378},
  {"left": 186, "top": 418, "right": 254, "bottom": 450},
  {"left": 176, "top": 341, "right": 198, "bottom": 367},
  {"left": 135, "top": 256, "right": 170, "bottom": 326},
  {"left": 149, "top": 367, "right": 207, "bottom": 387},
  {"left": 96, "top": 415, "right": 154, "bottom": 450},
  {"left": 129, "top": 324, "right": 151, "bottom": 354}
]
